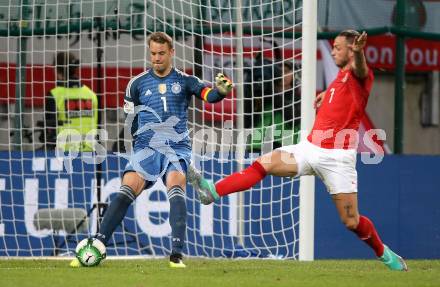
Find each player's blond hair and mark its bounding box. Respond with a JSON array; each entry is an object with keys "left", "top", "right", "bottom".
[
  {"left": 337, "top": 30, "right": 360, "bottom": 44},
  {"left": 147, "top": 32, "right": 173, "bottom": 49}
]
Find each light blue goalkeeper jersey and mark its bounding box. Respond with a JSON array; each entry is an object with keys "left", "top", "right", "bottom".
[
  {"left": 125, "top": 68, "right": 208, "bottom": 152},
  {"left": 123, "top": 67, "right": 224, "bottom": 182}
]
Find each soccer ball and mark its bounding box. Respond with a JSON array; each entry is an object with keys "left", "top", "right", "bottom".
[{"left": 75, "top": 238, "right": 106, "bottom": 267}]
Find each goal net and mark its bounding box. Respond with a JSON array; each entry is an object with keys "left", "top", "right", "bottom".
[{"left": 0, "top": 0, "right": 312, "bottom": 259}]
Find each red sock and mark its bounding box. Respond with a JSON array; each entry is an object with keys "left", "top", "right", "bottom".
[
  {"left": 215, "top": 161, "right": 267, "bottom": 196},
  {"left": 353, "top": 215, "right": 385, "bottom": 257}
]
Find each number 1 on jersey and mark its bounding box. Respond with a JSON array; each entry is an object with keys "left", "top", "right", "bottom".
[
  {"left": 161, "top": 96, "right": 167, "bottom": 112},
  {"left": 329, "top": 88, "right": 336, "bottom": 103}
]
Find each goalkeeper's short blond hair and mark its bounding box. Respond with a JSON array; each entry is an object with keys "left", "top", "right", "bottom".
[{"left": 147, "top": 32, "right": 173, "bottom": 49}]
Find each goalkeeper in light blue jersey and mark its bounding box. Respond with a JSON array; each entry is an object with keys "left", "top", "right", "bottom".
[{"left": 71, "top": 32, "right": 233, "bottom": 268}]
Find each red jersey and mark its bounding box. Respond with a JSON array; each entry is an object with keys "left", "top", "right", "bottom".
[{"left": 307, "top": 68, "right": 374, "bottom": 149}]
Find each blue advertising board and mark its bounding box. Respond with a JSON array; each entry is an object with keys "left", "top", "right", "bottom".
[{"left": 0, "top": 152, "right": 438, "bottom": 258}]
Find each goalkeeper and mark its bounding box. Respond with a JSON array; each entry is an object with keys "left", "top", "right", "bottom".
[
  {"left": 72, "top": 32, "right": 232, "bottom": 268},
  {"left": 189, "top": 30, "right": 407, "bottom": 271}
]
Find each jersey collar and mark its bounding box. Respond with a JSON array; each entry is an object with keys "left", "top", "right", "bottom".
[{"left": 150, "top": 67, "right": 175, "bottom": 80}]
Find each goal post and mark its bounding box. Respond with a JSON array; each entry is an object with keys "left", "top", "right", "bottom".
[
  {"left": 233, "top": 0, "right": 247, "bottom": 247},
  {"left": 0, "top": 0, "right": 315, "bottom": 259},
  {"left": 299, "top": 0, "right": 317, "bottom": 261}
]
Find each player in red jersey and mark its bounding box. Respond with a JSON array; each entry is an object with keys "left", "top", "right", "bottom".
[{"left": 188, "top": 30, "right": 407, "bottom": 271}]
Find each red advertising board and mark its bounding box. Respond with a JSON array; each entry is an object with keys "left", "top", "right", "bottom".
[
  {"left": 365, "top": 35, "right": 440, "bottom": 71},
  {"left": 1, "top": 35, "right": 438, "bottom": 108}
]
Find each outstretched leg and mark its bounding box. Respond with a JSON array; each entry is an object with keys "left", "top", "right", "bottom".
[
  {"left": 332, "top": 193, "right": 407, "bottom": 271},
  {"left": 188, "top": 150, "right": 298, "bottom": 204}
]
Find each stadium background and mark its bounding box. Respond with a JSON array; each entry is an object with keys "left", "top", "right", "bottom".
[{"left": 0, "top": 0, "right": 439, "bottom": 260}]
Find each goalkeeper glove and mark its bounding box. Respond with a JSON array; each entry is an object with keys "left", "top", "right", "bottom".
[{"left": 215, "top": 73, "right": 233, "bottom": 95}]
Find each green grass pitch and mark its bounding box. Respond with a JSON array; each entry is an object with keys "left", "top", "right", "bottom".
[{"left": 0, "top": 259, "right": 439, "bottom": 287}]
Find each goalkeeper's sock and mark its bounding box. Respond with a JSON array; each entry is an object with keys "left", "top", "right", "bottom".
[
  {"left": 168, "top": 185, "right": 186, "bottom": 255},
  {"left": 352, "top": 215, "right": 385, "bottom": 257},
  {"left": 215, "top": 161, "right": 267, "bottom": 197},
  {"left": 96, "top": 185, "right": 136, "bottom": 245}
]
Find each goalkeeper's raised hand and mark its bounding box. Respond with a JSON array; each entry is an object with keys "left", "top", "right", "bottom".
[{"left": 215, "top": 73, "right": 233, "bottom": 95}]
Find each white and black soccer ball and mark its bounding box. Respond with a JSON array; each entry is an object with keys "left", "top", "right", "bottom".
[{"left": 75, "top": 238, "right": 106, "bottom": 267}]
